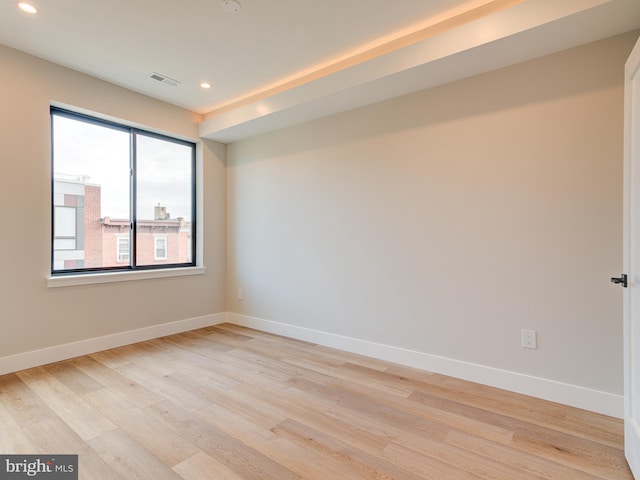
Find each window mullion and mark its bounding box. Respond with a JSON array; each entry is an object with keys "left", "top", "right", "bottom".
[{"left": 130, "top": 131, "right": 137, "bottom": 270}]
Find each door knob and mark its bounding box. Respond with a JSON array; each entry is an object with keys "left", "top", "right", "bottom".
[{"left": 611, "top": 274, "right": 628, "bottom": 288}]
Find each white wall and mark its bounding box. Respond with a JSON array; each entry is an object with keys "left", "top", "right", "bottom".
[
  {"left": 1, "top": 29, "right": 636, "bottom": 416},
  {"left": 0, "top": 44, "right": 226, "bottom": 363},
  {"left": 227, "top": 32, "right": 639, "bottom": 413}
]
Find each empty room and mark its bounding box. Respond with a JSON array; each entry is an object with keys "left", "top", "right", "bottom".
[{"left": 1, "top": 0, "right": 640, "bottom": 478}]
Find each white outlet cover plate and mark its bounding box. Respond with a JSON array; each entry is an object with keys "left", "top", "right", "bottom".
[{"left": 522, "top": 330, "right": 537, "bottom": 349}]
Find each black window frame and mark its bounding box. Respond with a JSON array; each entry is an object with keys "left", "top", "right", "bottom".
[{"left": 50, "top": 106, "right": 197, "bottom": 275}]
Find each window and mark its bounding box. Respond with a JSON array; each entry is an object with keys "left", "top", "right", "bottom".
[
  {"left": 53, "top": 206, "right": 77, "bottom": 250},
  {"left": 154, "top": 236, "right": 168, "bottom": 260},
  {"left": 51, "top": 107, "right": 196, "bottom": 275},
  {"left": 117, "top": 236, "right": 130, "bottom": 263}
]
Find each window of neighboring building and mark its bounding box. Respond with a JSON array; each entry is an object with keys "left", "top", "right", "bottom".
[
  {"left": 154, "top": 236, "right": 168, "bottom": 260},
  {"left": 53, "top": 206, "right": 77, "bottom": 250},
  {"left": 51, "top": 107, "right": 196, "bottom": 275},
  {"left": 117, "top": 236, "right": 130, "bottom": 263}
]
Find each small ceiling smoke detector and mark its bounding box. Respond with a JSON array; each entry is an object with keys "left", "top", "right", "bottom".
[
  {"left": 149, "top": 72, "right": 181, "bottom": 87},
  {"left": 222, "top": 0, "right": 241, "bottom": 13}
]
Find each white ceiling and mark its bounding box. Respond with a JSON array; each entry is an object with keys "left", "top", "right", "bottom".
[{"left": 1, "top": 0, "right": 639, "bottom": 142}]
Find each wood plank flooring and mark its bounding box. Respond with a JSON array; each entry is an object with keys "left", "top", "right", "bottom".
[{"left": 0, "top": 324, "right": 632, "bottom": 479}]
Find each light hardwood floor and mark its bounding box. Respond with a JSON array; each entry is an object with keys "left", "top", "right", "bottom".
[{"left": 0, "top": 324, "right": 632, "bottom": 479}]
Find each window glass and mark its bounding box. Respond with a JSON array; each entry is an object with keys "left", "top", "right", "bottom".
[
  {"left": 54, "top": 206, "right": 77, "bottom": 237},
  {"left": 136, "top": 133, "right": 193, "bottom": 266},
  {"left": 51, "top": 108, "right": 195, "bottom": 274},
  {"left": 117, "top": 236, "right": 130, "bottom": 263},
  {"left": 154, "top": 236, "right": 168, "bottom": 261},
  {"left": 53, "top": 239, "right": 76, "bottom": 250}
]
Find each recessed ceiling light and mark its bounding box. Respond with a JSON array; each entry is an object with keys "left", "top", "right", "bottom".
[
  {"left": 16, "top": 2, "right": 38, "bottom": 14},
  {"left": 222, "top": 0, "right": 241, "bottom": 14},
  {"left": 200, "top": 82, "right": 212, "bottom": 89}
]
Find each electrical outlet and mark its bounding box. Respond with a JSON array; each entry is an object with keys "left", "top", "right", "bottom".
[
  {"left": 237, "top": 288, "right": 243, "bottom": 300},
  {"left": 522, "top": 330, "right": 537, "bottom": 349}
]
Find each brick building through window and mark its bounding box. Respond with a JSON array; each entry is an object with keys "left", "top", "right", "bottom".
[{"left": 53, "top": 176, "right": 191, "bottom": 270}]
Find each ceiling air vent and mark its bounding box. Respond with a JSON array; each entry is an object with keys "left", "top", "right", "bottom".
[{"left": 149, "top": 72, "right": 180, "bottom": 87}]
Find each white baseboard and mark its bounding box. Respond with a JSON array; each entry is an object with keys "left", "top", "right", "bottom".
[
  {"left": 1, "top": 311, "right": 622, "bottom": 418},
  {"left": 227, "top": 313, "right": 624, "bottom": 418},
  {"left": 0, "top": 312, "right": 227, "bottom": 376}
]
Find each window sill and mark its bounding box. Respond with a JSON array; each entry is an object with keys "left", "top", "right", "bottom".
[{"left": 47, "top": 266, "right": 206, "bottom": 288}]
